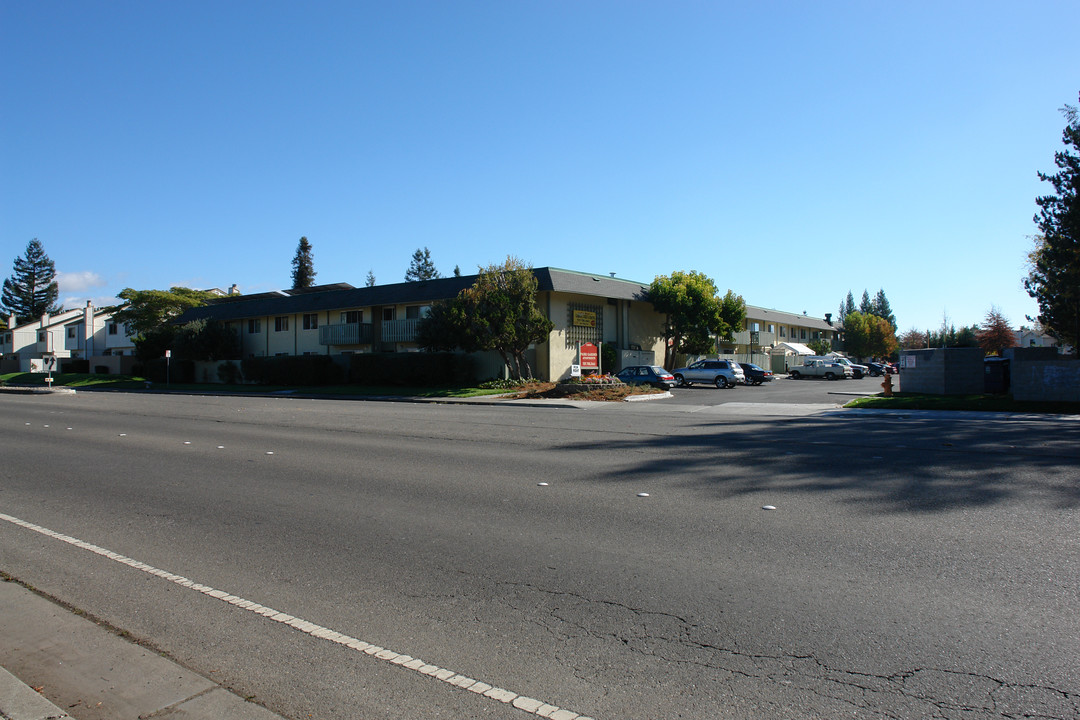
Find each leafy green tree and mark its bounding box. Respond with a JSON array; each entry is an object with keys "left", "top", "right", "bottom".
[
  {"left": 290, "top": 236, "right": 316, "bottom": 289},
  {"left": 416, "top": 257, "right": 553, "bottom": 380},
  {"left": 841, "top": 311, "right": 897, "bottom": 359},
  {"left": 807, "top": 338, "right": 831, "bottom": 355},
  {"left": 1, "top": 238, "right": 61, "bottom": 324},
  {"left": 899, "top": 328, "right": 927, "bottom": 350},
  {"left": 1025, "top": 98, "right": 1080, "bottom": 350},
  {"left": 414, "top": 298, "right": 466, "bottom": 352},
  {"left": 927, "top": 324, "right": 980, "bottom": 349},
  {"left": 172, "top": 318, "right": 241, "bottom": 361},
  {"left": 112, "top": 287, "right": 214, "bottom": 361},
  {"left": 976, "top": 307, "right": 1015, "bottom": 356},
  {"left": 405, "top": 247, "right": 440, "bottom": 282},
  {"left": 648, "top": 271, "right": 745, "bottom": 369}
]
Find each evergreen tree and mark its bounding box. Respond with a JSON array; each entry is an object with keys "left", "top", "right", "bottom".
[
  {"left": 405, "top": 247, "right": 440, "bottom": 282},
  {"left": 870, "top": 288, "right": 897, "bottom": 330},
  {"left": 453, "top": 265, "right": 461, "bottom": 277},
  {"left": 365, "top": 270, "right": 376, "bottom": 287},
  {"left": 839, "top": 291, "right": 856, "bottom": 322},
  {"left": 1, "top": 238, "right": 61, "bottom": 325},
  {"left": 1025, "top": 97, "right": 1080, "bottom": 350},
  {"left": 976, "top": 306, "right": 1016, "bottom": 356},
  {"left": 290, "top": 237, "right": 316, "bottom": 289},
  {"left": 859, "top": 290, "right": 872, "bottom": 314}
]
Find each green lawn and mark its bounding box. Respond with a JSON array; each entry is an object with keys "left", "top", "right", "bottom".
[
  {"left": 844, "top": 392, "right": 1080, "bottom": 415},
  {"left": 0, "top": 373, "right": 511, "bottom": 398}
]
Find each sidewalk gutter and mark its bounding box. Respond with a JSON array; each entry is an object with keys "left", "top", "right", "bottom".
[
  {"left": 0, "top": 664, "right": 70, "bottom": 720},
  {"left": 0, "top": 580, "right": 285, "bottom": 720}
]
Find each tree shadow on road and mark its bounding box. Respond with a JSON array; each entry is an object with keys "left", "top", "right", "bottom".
[{"left": 559, "top": 413, "right": 1080, "bottom": 514}]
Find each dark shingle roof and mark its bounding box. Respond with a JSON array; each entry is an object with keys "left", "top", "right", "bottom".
[{"left": 175, "top": 268, "right": 656, "bottom": 325}]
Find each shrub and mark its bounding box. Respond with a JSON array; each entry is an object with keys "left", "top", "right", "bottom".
[
  {"left": 347, "top": 352, "right": 476, "bottom": 386},
  {"left": 137, "top": 358, "right": 195, "bottom": 383},
  {"left": 62, "top": 359, "right": 89, "bottom": 373},
  {"left": 217, "top": 361, "right": 242, "bottom": 384},
  {"left": 241, "top": 355, "right": 344, "bottom": 386}
]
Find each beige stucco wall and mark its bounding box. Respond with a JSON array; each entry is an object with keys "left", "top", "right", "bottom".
[{"left": 538, "top": 292, "right": 665, "bottom": 380}]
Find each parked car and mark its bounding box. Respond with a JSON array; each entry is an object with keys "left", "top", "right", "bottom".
[
  {"left": 672, "top": 359, "right": 744, "bottom": 388},
  {"left": 807, "top": 355, "right": 867, "bottom": 378},
  {"left": 738, "top": 362, "right": 773, "bottom": 385},
  {"left": 866, "top": 362, "right": 890, "bottom": 377},
  {"left": 788, "top": 359, "right": 853, "bottom": 380},
  {"left": 614, "top": 365, "right": 677, "bottom": 389}
]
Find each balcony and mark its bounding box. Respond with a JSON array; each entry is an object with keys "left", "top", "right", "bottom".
[
  {"left": 732, "top": 330, "right": 778, "bottom": 347},
  {"left": 319, "top": 323, "right": 373, "bottom": 346},
  {"left": 381, "top": 318, "right": 420, "bottom": 343}
]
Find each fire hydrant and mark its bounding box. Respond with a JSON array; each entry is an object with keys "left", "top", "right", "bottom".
[{"left": 881, "top": 373, "right": 894, "bottom": 397}]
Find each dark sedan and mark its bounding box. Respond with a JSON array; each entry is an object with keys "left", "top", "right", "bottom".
[
  {"left": 738, "top": 362, "right": 774, "bottom": 385},
  {"left": 615, "top": 365, "right": 677, "bottom": 389}
]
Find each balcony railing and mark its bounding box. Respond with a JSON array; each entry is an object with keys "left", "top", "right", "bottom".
[
  {"left": 319, "top": 323, "right": 373, "bottom": 346},
  {"left": 382, "top": 318, "right": 420, "bottom": 343}
]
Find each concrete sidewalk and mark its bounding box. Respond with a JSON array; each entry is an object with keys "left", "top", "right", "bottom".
[{"left": 0, "top": 580, "right": 285, "bottom": 720}]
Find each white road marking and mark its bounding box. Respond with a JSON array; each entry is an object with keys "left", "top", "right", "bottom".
[{"left": 0, "top": 512, "right": 595, "bottom": 720}]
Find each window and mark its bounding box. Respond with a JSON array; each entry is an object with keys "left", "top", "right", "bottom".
[
  {"left": 750, "top": 322, "right": 761, "bottom": 332},
  {"left": 340, "top": 310, "right": 362, "bottom": 324},
  {"left": 38, "top": 332, "right": 46, "bottom": 342},
  {"left": 779, "top": 326, "right": 786, "bottom": 338},
  {"left": 800, "top": 329, "right": 807, "bottom": 340},
  {"left": 405, "top": 305, "right": 430, "bottom": 320},
  {"left": 248, "top": 319, "right": 261, "bottom": 334},
  {"left": 767, "top": 324, "right": 774, "bottom": 333},
  {"left": 108, "top": 323, "right": 118, "bottom": 335},
  {"left": 275, "top": 316, "right": 289, "bottom": 332},
  {"left": 382, "top": 307, "right": 395, "bottom": 321},
  {"left": 303, "top": 313, "right": 318, "bottom": 330}
]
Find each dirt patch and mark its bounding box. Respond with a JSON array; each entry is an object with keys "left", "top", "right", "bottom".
[{"left": 505, "top": 382, "right": 664, "bottom": 402}]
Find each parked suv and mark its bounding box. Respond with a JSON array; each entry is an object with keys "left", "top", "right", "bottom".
[{"left": 672, "top": 359, "right": 745, "bottom": 389}]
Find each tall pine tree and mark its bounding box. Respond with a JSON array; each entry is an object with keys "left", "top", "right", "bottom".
[
  {"left": 859, "top": 290, "right": 873, "bottom": 314},
  {"left": 839, "top": 291, "right": 856, "bottom": 322},
  {"left": 1026, "top": 97, "right": 1080, "bottom": 350},
  {"left": 870, "top": 288, "right": 896, "bottom": 330},
  {"left": 405, "top": 247, "right": 440, "bottom": 282},
  {"left": 291, "top": 237, "right": 316, "bottom": 289},
  {"left": 2, "top": 238, "right": 61, "bottom": 325}
]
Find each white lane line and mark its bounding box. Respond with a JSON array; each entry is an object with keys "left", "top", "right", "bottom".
[{"left": 0, "top": 512, "right": 595, "bottom": 720}]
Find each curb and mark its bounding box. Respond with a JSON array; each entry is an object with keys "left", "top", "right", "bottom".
[{"left": 0, "top": 666, "right": 71, "bottom": 720}]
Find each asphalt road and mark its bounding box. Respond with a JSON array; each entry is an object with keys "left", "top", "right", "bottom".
[{"left": 1, "top": 391, "right": 1078, "bottom": 719}]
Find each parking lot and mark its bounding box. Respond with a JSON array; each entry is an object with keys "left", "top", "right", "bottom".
[{"left": 664, "top": 372, "right": 892, "bottom": 406}]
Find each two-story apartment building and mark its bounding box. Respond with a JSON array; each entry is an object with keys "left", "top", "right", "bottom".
[
  {"left": 176, "top": 268, "right": 668, "bottom": 382},
  {"left": 0, "top": 302, "right": 136, "bottom": 373},
  {"left": 718, "top": 307, "right": 841, "bottom": 370}
]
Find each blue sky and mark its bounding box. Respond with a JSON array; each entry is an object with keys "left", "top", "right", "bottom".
[{"left": 2, "top": 1, "right": 1077, "bottom": 334}]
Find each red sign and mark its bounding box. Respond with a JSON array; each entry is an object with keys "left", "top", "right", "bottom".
[{"left": 579, "top": 342, "right": 599, "bottom": 369}]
